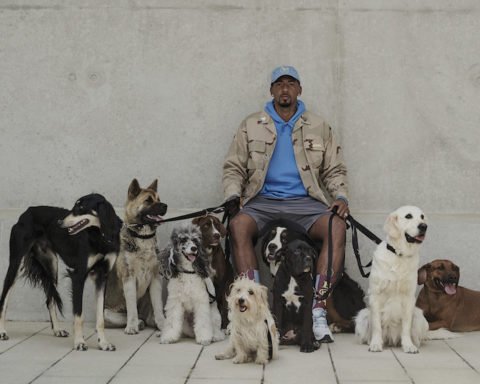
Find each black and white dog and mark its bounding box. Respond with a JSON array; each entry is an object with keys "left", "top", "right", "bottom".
[
  {"left": 0, "top": 194, "right": 122, "bottom": 351},
  {"left": 272, "top": 231, "right": 319, "bottom": 353},
  {"left": 262, "top": 222, "right": 366, "bottom": 335}
]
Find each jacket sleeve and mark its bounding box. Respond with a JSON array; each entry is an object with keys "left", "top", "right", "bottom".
[
  {"left": 319, "top": 125, "right": 349, "bottom": 201},
  {"left": 222, "top": 119, "right": 249, "bottom": 201}
]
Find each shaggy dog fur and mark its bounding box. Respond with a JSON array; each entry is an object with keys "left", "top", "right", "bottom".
[
  {"left": 104, "top": 179, "right": 167, "bottom": 334},
  {"left": 0, "top": 194, "right": 121, "bottom": 351},
  {"left": 355, "top": 206, "right": 429, "bottom": 353},
  {"left": 215, "top": 278, "right": 279, "bottom": 364},
  {"left": 192, "top": 214, "right": 233, "bottom": 329},
  {"left": 159, "top": 223, "right": 223, "bottom": 345},
  {"left": 417, "top": 259, "right": 480, "bottom": 332}
]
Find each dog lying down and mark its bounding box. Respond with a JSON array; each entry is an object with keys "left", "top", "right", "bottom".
[
  {"left": 215, "top": 278, "right": 279, "bottom": 364},
  {"left": 355, "top": 206, "right": 429, "bottom": 353},
  {"left": 417, "top": 259, "right": 480, "bottom": 333}
]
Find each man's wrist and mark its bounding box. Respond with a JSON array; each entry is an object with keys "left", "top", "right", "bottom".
[{"left": 336, "top": 196, "right": 349, "bottom": 206}]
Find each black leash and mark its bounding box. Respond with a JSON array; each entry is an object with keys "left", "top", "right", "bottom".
[
  {"left": 265, "top": 319, "right": 273, "bottom": 360},
  {"left": 159, "top": 205, "right": 225, "bottom": 223},
  {"left": 345, "top": 214, "right": 396, "bottom": 278}
]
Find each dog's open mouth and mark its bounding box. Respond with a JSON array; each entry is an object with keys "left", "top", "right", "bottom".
[
  {"left": 66, "top": 219, "right": 89, "bottom": 235},
  {"left": 405, "top": 233, "right": 425, "bottom": 244},
  {"left": 435, "top": 278, "right": 458, "bottom": 295},
  {"left": 183, "top": 252, "right": 197, "bottom": 262},
  {"left": 145, "top": 214, "right": 164, "bottom": 224},
  {"left": 239, "top": 303, "right": 248, "bottom": 313}
]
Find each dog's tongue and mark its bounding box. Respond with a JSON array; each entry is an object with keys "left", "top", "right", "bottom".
[
  {"left": 414, "top": 234, "right": 425, "bottom": 243},
  {"left": 444, "top": 284, "right": 457, "bottom": 295},
  {"left": 186, "top": 254, "right": 196, "bottom": 262},
  {"left": 147, "top": 214, "right": 163, "bottom": 223}
]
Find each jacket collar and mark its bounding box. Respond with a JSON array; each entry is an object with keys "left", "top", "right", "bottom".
[{"left": 257, "top": 112, "right": 310, "bottom": 134}]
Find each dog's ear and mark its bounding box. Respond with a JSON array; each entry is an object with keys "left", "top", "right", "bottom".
[
  {"left": 128, "top": 179, "right": 141, "bottom": 200},
  {"left": 215, "top": 218, "right": 227, "bottom": 237},
  {"left": 97, "top": 200, "right": 120, "bottom": 244},
  {"left": 259, "top": 284, "right": 269, "bottom": 307},
  {"left": 147, "top": 179, "right": 158, "bottom": 192},
  {"left": 417, "top": 263, "right": 431, "bottom": 285},
  {"left": 192, "top": 217, "right": 200, "bottom": 226},
  {"left": 384, "top": 211, "right": 401, "bottom": 240}
]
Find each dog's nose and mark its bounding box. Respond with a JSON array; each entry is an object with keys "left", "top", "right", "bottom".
[
  {"left": 191, "top": 246, "right": 197, "bottom": 253},
  {"left": 418, "top": 223, "right": 428, "bottom": 234},
  {"left": 57, "top": 219, "right": 64, "bottom": 226},
  {"left": 213, "top": 233, "right": 220, "bottom": 240},
  {"left": 268, "top": 244, "right": 277, "bottom": 252},
  {"left": 238, "top": 298, "right": 245, "bottom": 305}
]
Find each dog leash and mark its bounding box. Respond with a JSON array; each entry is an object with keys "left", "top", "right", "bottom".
[
  {"left": 345, "top": 214, "right": 397, "bottom": 278},
  {"left": 265, "top": 319, "right": 273, "bottom": 360},
  {"left": 159, "top": 204, "right": 226, "bottom": 223}
]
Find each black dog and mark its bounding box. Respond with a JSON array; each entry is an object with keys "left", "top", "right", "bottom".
[
  {"left": 0, "top": 194, "right": 122, "bottom": 351},
  {"left": 272, "top": 235, "right": 319, "bottom": 353}
]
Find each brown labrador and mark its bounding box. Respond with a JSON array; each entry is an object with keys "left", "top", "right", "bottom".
[{"left": 416, "top": 259, "right": 480, "bottom": 331}]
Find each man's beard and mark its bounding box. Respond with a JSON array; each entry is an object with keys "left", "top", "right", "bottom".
[{"left": 277, "top": 100, "right": 292, "bottom": 108}]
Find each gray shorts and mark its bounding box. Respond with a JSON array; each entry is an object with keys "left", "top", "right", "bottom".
[{"left": 240, "top": 195, "right": 331, "bottom": 233}]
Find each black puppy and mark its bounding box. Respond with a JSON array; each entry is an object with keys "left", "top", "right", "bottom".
[
  {"left": 0, "top": 194, "right": 122, "bottom": 351},
  {"left": 272, "top": 236, "right": 318, "bottom": 353}
]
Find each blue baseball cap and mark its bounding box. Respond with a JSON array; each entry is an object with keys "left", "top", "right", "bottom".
[{"left": 271, "top": 65, "right": 300, "bottom": 84}]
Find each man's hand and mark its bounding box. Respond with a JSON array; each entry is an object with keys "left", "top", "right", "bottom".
[
  {"left": 329, "top": 198, "right": 349, "bottom": 219},
  {"left": 224, "top": 196, "right": 240, "bottom": 218}
]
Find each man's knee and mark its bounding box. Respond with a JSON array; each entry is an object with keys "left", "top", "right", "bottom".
[{"left": 228, "top": 213, "right": 258, "bottom": 242}]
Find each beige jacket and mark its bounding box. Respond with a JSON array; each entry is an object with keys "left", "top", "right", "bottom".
[{"left": 223, "top": 110, "right": 348, "bottom": 206}]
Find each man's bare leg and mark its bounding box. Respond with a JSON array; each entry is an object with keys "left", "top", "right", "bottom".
[
  {"left": 308, "top": 213, "right": 346, "bottom": 342},
  {"left": 228, "top": 213, "right": 259, "bottom": 280}
]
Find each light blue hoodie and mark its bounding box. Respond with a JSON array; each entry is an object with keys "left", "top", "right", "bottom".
[{"left": 260, "top": 100, "right": 308, "bottom": 199}]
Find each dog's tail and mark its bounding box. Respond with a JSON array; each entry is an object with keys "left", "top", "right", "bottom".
[
  {"left": 427, "top": 328, "right": 462, "bottom": 340},
  {"left": 23, "top": 250, "right": 64, "bottom": 316}
]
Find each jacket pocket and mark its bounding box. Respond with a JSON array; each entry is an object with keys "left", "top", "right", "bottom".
[
  {"left": 247, "top": 140, "right": 266, "bottom": 170},
  {"left": 304, "top": 139, "right": 325, "bottom": 168}
]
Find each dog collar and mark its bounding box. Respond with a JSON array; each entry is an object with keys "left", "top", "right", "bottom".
[
  {"left": 177, "top": 267, "right": 196, "bottom": 275},
  {"left": 126, "top": 227, "right": 156, "bottom": 239}
]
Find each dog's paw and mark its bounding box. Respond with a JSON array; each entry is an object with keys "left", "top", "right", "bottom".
[
  {"left": 233, "top": 356, "right": 248, "bottom": 364},
  {"left": 329, "top": 323, "right": 342, "bottom": 334},
  {"left": 53, "top": 329, "right": 69, "bottom": 338},
  {"left": 159, "top": 335, "right": 177, "bottom": 344},
  {"left": 98, "top": 341, "right": 116, "bottom": 351},
  {"left": 255, "top": 357, "right": 268, "bottom": 365},
  {"left": 215, "top": 353, "right": 227, "bottom": 360},
  {"left": 124, "top": 325, "right": 139, "bottom": 335},
  {"left": 197, "top": 338, "right": 212, "bottom": 346},
  {"left": 0, "top": 331, "right": 9, "bottom": 341},
  {"left": 212, "top": 331, "right": 226, "bottom": 342},
  {"left": 155, "top": 330, "right": 162, "bottom": 337},
  {"left": 368, "top": 342, "right": 383, "bottom": 352},
  {"left": 402, "top": 343, "right": 419, "bottom": 354},
  {"left": 74, "top": 342, "right": 88, "bottom": 351},
  {"left": 300, "top": 342, "right": 316, "bottom": 353}
]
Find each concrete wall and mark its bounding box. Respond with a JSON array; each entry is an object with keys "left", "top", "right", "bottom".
[{"left": 1, "top": 0, "right": 479, "bottom": 322}]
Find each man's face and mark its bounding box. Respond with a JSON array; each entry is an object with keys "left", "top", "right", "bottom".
[{"left": 270, "top": 76, "right": 302, "bottom": 108}]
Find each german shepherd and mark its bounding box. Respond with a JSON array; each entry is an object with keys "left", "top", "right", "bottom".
[{"left": 104, "top": 179, "right": 167, "bottom": 334}]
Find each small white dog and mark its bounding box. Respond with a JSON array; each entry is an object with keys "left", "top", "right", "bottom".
[
  {"left": 215, "top": 278, "right": 279, "bottom": 364},
  {"left": 355, "top": 206, "right": 429, "bottom": 353},
  {"left": 159, "top": 223, "right": 223, "bottom": 345}
]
